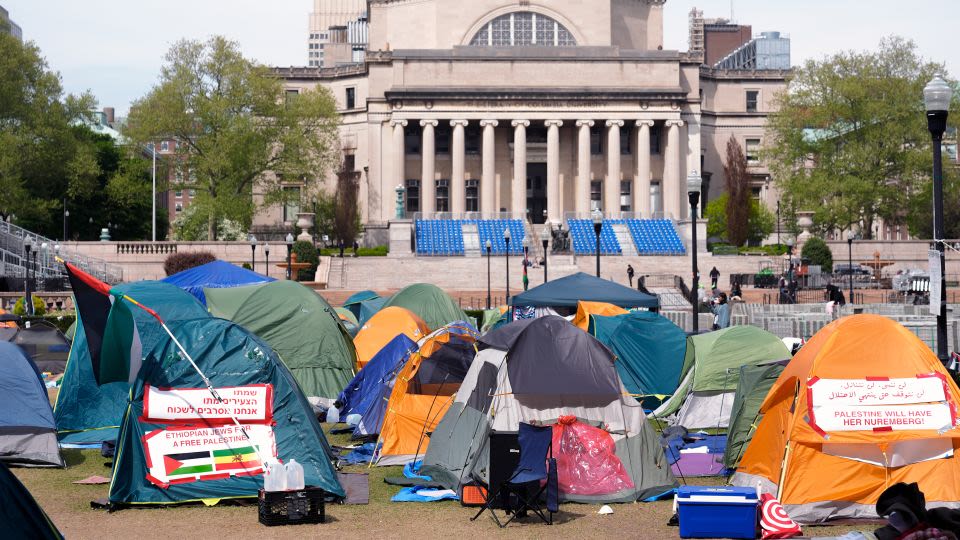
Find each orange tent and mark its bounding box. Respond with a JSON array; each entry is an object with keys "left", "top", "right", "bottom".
[
  {"left": 375, "top": 322, "right": 479, "bottom": 466},
  {"left": 571, "top": 301, "right": 628, "bottom": 331},
  {"left": 0, "top": 308, "right": 16, "bottom": 328},
  {"left": 733, "top": 314, "right": 960, "bottom": 523},
  {"left": 353, "top": 306, "right": 429, "bottom": 370}
]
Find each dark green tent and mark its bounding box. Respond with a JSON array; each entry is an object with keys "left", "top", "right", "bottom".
[
  {"left": 722, "top": 362, "right": 786, "bottom": 469},
  {"left": 380, "top": 283, "right": 467, "bottom": 330},
  {"left": 588, "top": 311, "right": 687, "bottom": 408},
  {"left": 510, "top": 272, "right": 659, "bottom": 310},
  {"left": 205, "top": 281, "right": 356, "bottom": 402},
  {"left": 0, "top": 462, "right": 62, "bottom": 539},
  {"left": 108, "top": 317, "right": 343, "bottom": 505},
  {"left": 54, "top": 281, "right": 210, "bottom": 444}
]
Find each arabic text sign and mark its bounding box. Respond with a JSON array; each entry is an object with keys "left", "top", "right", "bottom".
[
  {"left": 142, "top": 384, "right": 273, "bottom": 424},
  {"left": 143, "top": 423, "right": 276, "bottom": 487},
  {"left": 810, "top": 377, "right": 945, "bottom": 407}
]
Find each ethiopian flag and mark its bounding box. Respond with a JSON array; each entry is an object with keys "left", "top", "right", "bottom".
[
  {"left": 213, "top": 446, "right": 261, "bottom": 472},
  {"left": 64, "top": 262, "right": 142, "bottom": 385}
]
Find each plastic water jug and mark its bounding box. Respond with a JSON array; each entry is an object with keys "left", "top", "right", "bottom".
[
  {"left": 326, "top": 406, "right": 340, "bottom": 423},
  {"left": 285, "top": 459, "right": 305, "bottom": 491},
  {"left": 263, "top": 460, "right": 287, "bottom": 492}
]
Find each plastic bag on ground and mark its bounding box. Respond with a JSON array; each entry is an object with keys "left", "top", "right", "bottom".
[{"left": 551, "top": 415, "right": 634, "bottom": 496}]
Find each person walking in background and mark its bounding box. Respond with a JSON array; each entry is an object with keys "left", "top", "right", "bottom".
[
  {"left": 709, "top": 266, "right": 720, "bottom": 290},
  {"left": 711, "top": 292, "right": 731, "bottom": 330},
  {"left": 627, "top": 264, "right": 635, "bottom": 287}
]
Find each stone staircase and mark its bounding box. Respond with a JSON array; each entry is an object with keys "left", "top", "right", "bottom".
[
  {"left": 462, "top": 222, "right": 481, "bottom": 257},
  {"left": 611, "top": 222, "right": 637, "bottom": 256},
  {"left": 327, "top": 256, "right": 345, "bottom": 289}
]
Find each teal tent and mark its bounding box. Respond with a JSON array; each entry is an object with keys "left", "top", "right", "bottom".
[
  {"left": 343, "top": 290, "right": 380, "bottom": 321},
  {"left": 54, "top": 281, "right": 209, "bottom": 444},
  {"left": 380, "top": 284, "right": 467, "bottom": 330},
  {"left": 510, "top": 272, "right": 659, "bottom": 310},
  {"left": 357, "top": 296, "right": 388, "bottom": 327},
  {"left": 588, "top": 311, "right": 687, "bottom": 409},
  {"left": 108, "top": 317, "right": 343, "bottom": 505},
  {"left": 0, "top": 462, "right": 62, "bottom": 539}
]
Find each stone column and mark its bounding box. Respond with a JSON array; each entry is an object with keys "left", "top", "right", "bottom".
[
  {"left": 635, "top": 120, "right": 654, "bottom": 218},
  {"left": 545, "top": 120, "right": 563, "bottom": 224},
  {"left": 664, "top": 119, "right": 684, "bottom": 220},
  {"left": 419, "top": 120, "right": 438, "bottom": 215},
  {"left": 575, "top": 120, "right": 594, "bottom": 216},
  {"left": 511, "top": 120, "right": 529, "bottom": 219},
  {"left": 605, "top": 120, "right": 624, "bottom": 217},
  {"left": 480, "top": 120, "right": 498, "bottom": 217},
  {"left": 391, "top": 120, "right": 407, "bottom": 193},
  {"left": 450, "top": 120, "right": 468, "bottom": 215}
]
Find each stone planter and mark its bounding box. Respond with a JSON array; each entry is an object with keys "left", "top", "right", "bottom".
[{"left": 295, "top": 213, "right": 315, "bottom": 243}]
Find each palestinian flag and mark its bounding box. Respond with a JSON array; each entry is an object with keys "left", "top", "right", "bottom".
[
  {"left": 213, "top": 446, "right": 261, "bottom": 472},
  {"left": 64, "top": 262, "right": 142, "bottom": 385},
  {"left": 522, "top": 248, "right": 529, "bottom": 291},
  {"left": 164, "top": 451, "right": 214, "bottom": 477}
]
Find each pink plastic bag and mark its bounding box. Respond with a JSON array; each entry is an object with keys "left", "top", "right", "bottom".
[{"left": 551, "top": 416, "right": 635, "bottom": 496}]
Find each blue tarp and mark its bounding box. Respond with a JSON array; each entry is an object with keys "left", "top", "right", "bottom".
[
  {"left": 337, "top": 334, "right": 417, "bottom": 418},
  {"left": 510, "top": 272, "right": 659, "bottom": 309},
  {"left": 0, "top": 342, "right": 56, "bottom": 431},
  {"left": 390, "top": 461, "right": 458, "bottom": 502},
  {"left": 163, "top": 260, "right": 274, "bottom": 305}
]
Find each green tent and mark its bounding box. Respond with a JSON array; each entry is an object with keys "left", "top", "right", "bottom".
[
  {"left": 588, "top": 311, "right": 687, "bottom": 409},
  {"left": 479, "top": 308, "right": 504, "bottom": 333},
  {"left": 54, "top": 281, "right": 210, "bottom": 444},
  {"left": 380, "top": 284, "right": 467, "bottom": 330},
  {"left": 108, "top": 317, "right": 343, "bottom": 505},
  {"left": 335, "top": 307, "right": 359, "bottom": 326},
  {"left": 64, "top": 321, "right": 76, "bottom": 341},
  {"left": 722, "top": 362, "right": 785, "bottom": 469},
  {"left": 204, "top": 281, "right": 356, "bottom": 402},
  {"left": 651, "top": 326, "right": 790, "bottom": 429}
]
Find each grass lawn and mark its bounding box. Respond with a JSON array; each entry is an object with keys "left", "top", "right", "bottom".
[{"left": 14, "top": 391, "right": 867, "bottom": 539}]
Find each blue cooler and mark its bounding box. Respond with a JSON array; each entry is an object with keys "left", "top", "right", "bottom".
[{"left": 675, "top": 486, "right": 759, "bottom": 539}]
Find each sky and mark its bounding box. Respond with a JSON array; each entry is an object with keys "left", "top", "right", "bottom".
[{"left": 4, "top": 0, "right": 959, "bottom": 116}]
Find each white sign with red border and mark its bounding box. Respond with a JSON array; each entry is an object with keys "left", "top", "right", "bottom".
[
  {"left": 807, "top": 375, "right": 956, "bottom": 434},
  {"left": 142, "top": 384, "right": 273, "bottom": 425}
]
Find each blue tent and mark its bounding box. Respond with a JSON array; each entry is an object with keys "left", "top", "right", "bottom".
[
  {"left": 588, "top": 311, "right": 687, "bottom": 408},
  {"left": 510, "top": 272, "right": 659, "bottom": 310},
  {"left": 54, "top": 281, "right": 210, "bottom": 444},
  {"left": 163, "top": 260, "right": 274, "bottom": 305},
  {"left": 336, "top": 334, "right": 417, "bottom": 419},
  {"left": 0, "top": 342, "right": 63, "bottom": 467},
  {"left": 357, "top": 296, "right": 388, "bottom": 327}
]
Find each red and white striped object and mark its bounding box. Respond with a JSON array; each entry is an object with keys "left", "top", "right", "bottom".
[{"left": 760, "top": 493, "right": 801, "bottom": 539}]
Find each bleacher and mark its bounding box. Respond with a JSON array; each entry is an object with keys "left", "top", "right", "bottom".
[
  {"left": 473, "top": 219, "right": 525, "bottom": 255},
  {"left": 567, "top": 219, "right": 621, "bottom": 255},
  {"left": 624, "top": 219, "right": 685, "bottom": 255},
  {"left": 415, "top": 220, "right": 465, "bottom": 256}
]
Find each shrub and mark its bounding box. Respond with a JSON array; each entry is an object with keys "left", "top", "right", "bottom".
[
  {"left": 292, "top": 241, "right": 319, "bottom": 281},
  {"left": 318, "top": 245, "right": 388, "bottom": 257},
  {"left": 13, "top": 295, "right": 46, "bottom": 316},
  {"left": 801, "top": 237, "right": 833, "bottom": 273},
  {"left": 241, "top": 262, "right": 252, "bottom": 270},
  {"left": 163, "top": 251, "right": 216, "bottom": 276}
]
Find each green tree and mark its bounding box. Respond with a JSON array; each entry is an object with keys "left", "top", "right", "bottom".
[
  {"left": 801, "top": 237, "right": 834, "bottom": 273},
  {"left": 706, "top": 193, "right": 775, "bottom": 246},
  {"left": 0, "top": 31, "right": 98, "bottom": 235},
  {"left": 765, "top": 37, "right": 956, "bottom": 239},
  {"left": 723, "top": 135, "right": 750, "bottom": 246},
  {"left": 333, "top": 168, "right": 361, "bottom": 246},
  {"left": 124, "top": 36, "right": 341, "bottom": 240},
  {"left": 906, "top": 163, "right": 960, "bottom": 238}
]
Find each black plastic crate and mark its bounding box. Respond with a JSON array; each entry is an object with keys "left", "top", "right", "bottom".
[{"left": 258, "top": 487, "right": 326, "bottom": 526}]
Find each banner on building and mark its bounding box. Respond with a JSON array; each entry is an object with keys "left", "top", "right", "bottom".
[
  {"left": 143, "top": 423, "right": 276, "bottom": 487},
  {"left": 142, "top": 384, "right": 273, "bottom": 425}
]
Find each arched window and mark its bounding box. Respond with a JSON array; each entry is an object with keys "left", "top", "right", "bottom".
[{"left": 469, "top": 12, "right": 576, "bottom": 47}]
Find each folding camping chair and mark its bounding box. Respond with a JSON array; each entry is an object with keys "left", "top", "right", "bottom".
[{"left": 470, "top": 423, "right": 558, "bottom": 528}]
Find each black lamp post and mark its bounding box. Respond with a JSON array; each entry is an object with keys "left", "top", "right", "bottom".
[
  {"left": 285, "top": 233, "right": 294, "bottom": 280},
  {"left": 504, "top": 228, "right": 511, "bottom": 304},
  {"left": 23, "top": 236, "right": 33, "bottom": 316},
  {"left": 687, "top": 170, "right": 702, "bottom": 333},
  {"left": 786, "top": 238, "right": 795, "bottom": 282},
  {"left": 776, "top": 199, "right": 781, "bottom": 248},
  {"left": 846, "top": 231, "right": 855, "bottom": 306},
  {"left": 485, "top": 240, "right": 492, "bottom": 309},
  {"left": 541, "top": 224, "right": 550, "bottom": 284},
  {"left": 39, "top": 242, "right": 47, "bottom": 292},
  {"left": 248, "top": 234, "right": 257, "bottom": 272},
  {"left": 264, "top": 243, "right": 270, "bottom": 278},
  {"left": 925, "top": 76, "right": 953, "bottom": 363},
  {"left": 592, "top": 209, "right": 603, "bottom": 278},
  {"left": 63, "top": 199, "right": 69, "bottom": 241}
]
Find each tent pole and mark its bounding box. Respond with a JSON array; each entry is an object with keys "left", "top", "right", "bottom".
[{"left": 776, "top": 381, "right": 801, "bottom": 501}]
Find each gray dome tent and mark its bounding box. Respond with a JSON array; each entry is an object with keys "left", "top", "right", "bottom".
[{"left": 420, "top": 316, "right": 676, "bottom": 503}]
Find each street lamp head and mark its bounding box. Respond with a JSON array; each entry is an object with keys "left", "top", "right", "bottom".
[
  {"left": 686, "top": 170, "right": 702, "bottom": 196},
  {"left": 786, "top": 238, "right": 795, "bottom": 249},
  {"left": 54, "top": 244, "right": 60, "bottom": 255},
  {"left": 503, "top": 228, "right": 511, "bottom": 241},
  {"left": 40, "top": 242, "right": 48, "bottom": 251},
  {"left": 248, "top": 234, "right": 257, "bottom": 246},
  {"left": 591, "top": 209, "right": 603, "bottom": 225},
  {"left": 542, "top": 223, "right": 550, "bottom": 237},
  {"left": 285, "top": 233, "right": 294, "bottom": 245},
  {"left": 522, "top": 237, "right": 529, "bottom": 249},
  {"left": 23, "top": 236, "right": 32, "bottom": 251},
  {"left": 264, "top": 243, "right": 271, "bottom": 255},
  {"left": 64, "top": 210, "right": 69, "bottom": 217},
  {"left": 485, "top": 239, "right": 491, "bottom": 252},
  {"left": 924, "top": 77, "right": 953, "bottom": 113}
]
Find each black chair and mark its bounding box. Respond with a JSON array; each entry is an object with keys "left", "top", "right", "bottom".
[{"left": 471, "top": 423, "right": 558, "bottom": 527}]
